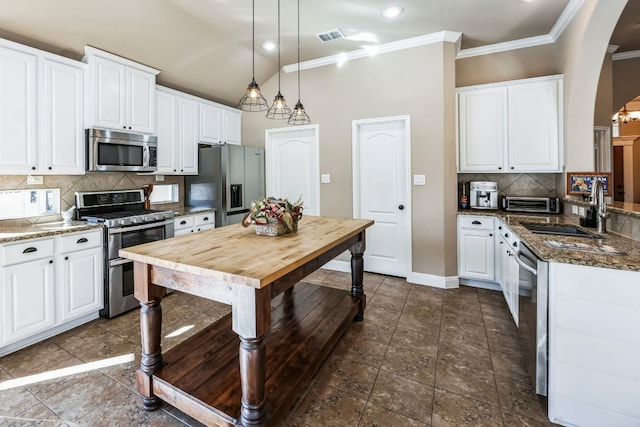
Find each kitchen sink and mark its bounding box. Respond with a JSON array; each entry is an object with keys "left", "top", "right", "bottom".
[{"left": 521, "top": 223, "right": 601, "bottom": 238}]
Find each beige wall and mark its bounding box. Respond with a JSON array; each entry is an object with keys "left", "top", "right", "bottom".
[
  {"left": 243, "top": 41, "right": 459, "bottom": 278},
  {"left": 595, "top": 54, "right": 614, "bottom": 127},
  {"left": 613, "top": 56, "right": 640, "bottom": 110}
]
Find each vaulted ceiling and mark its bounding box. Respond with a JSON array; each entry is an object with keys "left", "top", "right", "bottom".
[{"left": 0, "top": 0, "right": 636, "bottom": 107}]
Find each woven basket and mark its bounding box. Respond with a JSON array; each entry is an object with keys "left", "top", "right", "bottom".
[{"left": 255, "top": 220, "right": 288, "bottom": 236}]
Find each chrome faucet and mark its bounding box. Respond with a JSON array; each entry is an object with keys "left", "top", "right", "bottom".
[{"left": 590, "top": 179, "right": 610, "bottom": 233}]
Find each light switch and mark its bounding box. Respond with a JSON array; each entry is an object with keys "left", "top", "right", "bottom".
[
  {"left": 571, "top": 205, "right": 578, "bottom": 214},
  {"left": 321, "top": 174, "right": 331, "bottom": 184},
  {"left": 578, "top": 207, "right": 585, "bottom": 216},
  {"left": 413, "top": 174, "right": 426, "bottom": 186}
]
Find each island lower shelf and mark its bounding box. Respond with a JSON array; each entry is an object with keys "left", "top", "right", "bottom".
[{"left": 148, "top": 282, "right": 362, "bottom": 427}]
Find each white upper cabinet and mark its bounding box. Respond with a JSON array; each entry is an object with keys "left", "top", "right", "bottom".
[
  {"left": 155, "top": 86, "right": 198, "bottom": 175},
  {"left": 457, "top": 74, "right": 563, "bottom": 173},
  {"left": 83, "top": 46, "right": 159, "bottom": 134},
  {"left": 41, "top": 57, "right": 85, "bottom": 174},
  {"left": 0, "top": 39, "right": 85, "bottom": 175},
  {"left": 199, "top": 101, "right": 242, "bottom": 145},
  {"left": 0, "top": 43, "right": 38, "bottom": 173}
]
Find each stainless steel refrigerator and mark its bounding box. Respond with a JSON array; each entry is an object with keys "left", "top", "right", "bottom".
[{"left": 185, "top": 144, "right": 265, "bottom": 227}]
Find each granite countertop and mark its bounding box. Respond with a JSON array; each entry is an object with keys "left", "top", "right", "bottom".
[
  {"left": 0, "top": 221, "right": 104, "bottom": 245},
  {"left": 458, "top": 210, "right": 640, "bottom": 272},
  {"left": 173, "top": 207, "right": 217, "bottom": 217}
]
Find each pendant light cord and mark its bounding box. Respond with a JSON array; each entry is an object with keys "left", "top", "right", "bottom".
[
  {"left": 277, "top": 0, "right": 281, "bottom": 91},
  {"left": 297, "top": 0, "right": 300, "bottom": 99},
  {"left": 252, "top": 0, "right": 255, "bottom": 79}
]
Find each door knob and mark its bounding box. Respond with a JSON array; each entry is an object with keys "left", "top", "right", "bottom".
[{"left": 398, "top": 204, "right": 405, "bottom": 210}]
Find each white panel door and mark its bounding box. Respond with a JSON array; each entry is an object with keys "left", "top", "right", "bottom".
[
  {"left": 265, "top": 125, "right": 319, "bottom": 216},
  {"left": 353, "top": 116, "right": 410, "bottom": 277},
  {"left": 127, "top": 67, "right": 156, "bottom": 134},
  {"left": 58, "top": 247, "right": 103, "bottom": 321}
]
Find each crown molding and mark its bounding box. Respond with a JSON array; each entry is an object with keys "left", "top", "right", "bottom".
[
  {"left": 457, "top": 0, "right": 583, "bottom": 59},
  {"left": 283, "top": 0, "right": 584, "bottom": 71},
  {"left": 612, "top": 49, "right": 640, "bottom": 61},
  {"left": 608, "top": 44, "right": 620, "bottom": 54},
  {"left": 282, "top": 31, "right": 462, "bottom": 73}
]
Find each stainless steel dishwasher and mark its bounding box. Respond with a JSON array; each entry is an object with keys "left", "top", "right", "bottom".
[{"left": 514, "top": 242, "right": 549, "bottom": 397}]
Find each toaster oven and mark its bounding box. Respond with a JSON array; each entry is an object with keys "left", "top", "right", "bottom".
[{"left": 502, "top": 196, "right": 560, "bottom": 214}]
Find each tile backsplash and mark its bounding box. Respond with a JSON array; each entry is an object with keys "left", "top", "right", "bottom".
[
  {"left": 0, "top": 173, "right": 184, "bottom": 226},
  {"left": 458, "top": 173, "right": 560, "bottom": 198}
]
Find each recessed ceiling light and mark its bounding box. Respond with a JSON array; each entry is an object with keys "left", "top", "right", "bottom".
[
  {"left": 382, "top": 6, "right": 403, "bottom": 19},
  {"left": 262, "top": 41, "right": 276, "bottom": 51}
]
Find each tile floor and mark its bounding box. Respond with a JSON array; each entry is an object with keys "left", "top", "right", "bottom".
[{"left": 0, "top": 270, "right": 555, "bottom": 426}]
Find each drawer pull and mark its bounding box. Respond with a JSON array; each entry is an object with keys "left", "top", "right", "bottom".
[
  {"left": 203, "top": 217, "right": 209, "bottom": 221},
  {"left": 76, "top": 237, "right": 88, "bottom": 244},
  {"left": 23, "top": 247, "right": 38, "bottom": 254},
  {"left": 180, "top": 220, "right": 187, "bottom": 225},
  {"left": 471, "top": 220, "right": 481, "bottom": 225}
]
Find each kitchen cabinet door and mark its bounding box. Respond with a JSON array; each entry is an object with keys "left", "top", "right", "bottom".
[
  {"left": 127, "top": 67, "right": 156, "bottom": 134},
  {"left": 222, "top": 109, "right": 242, "bottom": 145},
  {"left": 58, "top": 246, "right": 103, "bottom": 322},
  {"left": 177, "top": 97, "right": 199, "bottom": 174},
  {"left": 90, "top": 56, "right": 127, "bottom": 131},
  {"left": 155, "top": 90, "right": 178, "bottom": 173},
  {"left": 199, "top": 102, "right": 222, "bottom": 144},
  {"left": 2, "top": 257, "right": 56, "bottom": 345},
  {"left": 457, "top": 87, "right": 506, "bottom": 172},
  {"left": 457, "top": 216, "right": 495, "bottom": 281},
  {"left": 56, "top": 230, "right": 103, "bottom": 322},
  {"left": 41, "top": 57, "right": 85, "bottom": 174},
  {"left": 0, "top": 44, "right": 38, "bottom": 173},
  {"left": 507, "top": 78, "right": 561, "bottom": 172}
]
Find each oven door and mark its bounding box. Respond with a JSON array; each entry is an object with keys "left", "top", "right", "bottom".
[
  {"left": 102, "top": 258, "right": 140, "bottom": 318},
  {"left": 107, "top": 220, "right": 174, "bottom": 260}
]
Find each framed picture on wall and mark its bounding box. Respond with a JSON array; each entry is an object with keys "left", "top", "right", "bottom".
[{"left": 566, "top": 172, "right": 612, "bottom": 196}]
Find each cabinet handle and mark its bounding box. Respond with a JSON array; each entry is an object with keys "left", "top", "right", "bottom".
[
  {"left": 180, "top": 220, "right": 187, "bottom": 225},
  {"left": 49, "top": 260, "right": 53, "bottom": 264},
  {"left": 489, "top": 233, "right": 493, "bottom": 236},
  {"left": 498, "top": 166, "right": 502, "bottom": 170},
  {"left": 472, "top": 220, "right": 481, "bottom": 225},
  {"left": 512, "top": 242, "right": 517, "bottom": 247},
  {"left": 48, "top": 166, "right": 52, "bottom": 170},
  {"left": 498, "top": 225, "right": 502, "bottom": 230},
  {"left": 64, "top": 256, "right": 69, "bottom": 260},
  {"left": 77, "top": 237, "right": 88, "bottom": 244},
  {"left": 499, "top": 241, "right": 503, "bottom": 244},
  {"left": 505, "top": 233, "right": 510, "bottom": 238},
  {"left": 23, "top": 247, "right": 38, "bottom": 254},
  {"left": 123, "top": 126, "right": 126, "bottom": 129},
  {"left": 31, "top": 166, "right": 36, "bottom": 170},
  {"left": 203, "top": 217, "right": 209, "bottom": 221}
]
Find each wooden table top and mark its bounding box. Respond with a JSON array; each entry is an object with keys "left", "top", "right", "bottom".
[{"left": 119, "top": 216, "right": 373, "bottom": 289}]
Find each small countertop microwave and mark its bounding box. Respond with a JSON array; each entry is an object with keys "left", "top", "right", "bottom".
[{"left": 86, "top": 128, "right": 157, "bottom": 172}]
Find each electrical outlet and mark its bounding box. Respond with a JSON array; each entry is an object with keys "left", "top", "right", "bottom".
[
  {"left": 321, "top": 174, "right": 331, "bottom": 184},
  {"left": 571, "top": 205, "right": 578, "bottom": 215},
  {"left": 578, "top": 207, "right": 585, "bottom": 216},
  {"left": 27, "top": 175, "right": 43, "bottom": 185},
  {"left": 155, "top": 174, "right": 165, "bottom": 182}
]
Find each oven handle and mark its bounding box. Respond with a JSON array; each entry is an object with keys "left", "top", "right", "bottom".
[
  {"left": 108, "top": 219, "right": 174, "bottom": 235},
  {"left": 110, "top": 257, "right": 134, "bottom": 267},
  {"left": 515, "top": 250, "right": 537, "bottom": 275}
]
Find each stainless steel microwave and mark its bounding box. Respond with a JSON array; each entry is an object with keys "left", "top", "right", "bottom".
[{"left": 86, "top": 128, "right": 157, "bottom": 172}]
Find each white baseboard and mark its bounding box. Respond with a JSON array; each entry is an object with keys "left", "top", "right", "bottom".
[
  {"left": 322, "top": 260, "right": 351, "bottom": 273},
  {"left": 407, "top": 272, "right": 459, "bottom": 289},
  {"left": 459, "top": 278, "right": 501, "bottom": 291},
  {"left": 322, "top": 262, "right": 461, "bottom": 290}
]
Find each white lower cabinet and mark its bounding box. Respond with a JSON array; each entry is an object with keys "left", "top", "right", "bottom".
[
  {"left": 495, "top": 222, "right": 519, "bottom": 325},
  {"left": 0, "top": 229, "right": 103, "bottom": 355},
  {"left": 1, "top": 237, "right": 56, "bottom": 347},
  {"left": 457, "top": 215, "right": 495, "bottom": 281},
  {"left": 56, "top": 231, "right": 103, "bottom": 322},
  {"left": 174, "top": 212, "right": 215, "bottom": 236}
]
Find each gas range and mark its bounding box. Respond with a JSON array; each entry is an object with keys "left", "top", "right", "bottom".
[
  {"left": 74, "top": 189, "right": 176, "bottom": 318},
  {"left": 75, "top": 189, "right": 175, "bottom": 227}
]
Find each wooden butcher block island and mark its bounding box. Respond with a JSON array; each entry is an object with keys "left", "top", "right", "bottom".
[{"left": 119, "top": 216, "right": 374, "bottom": 427}]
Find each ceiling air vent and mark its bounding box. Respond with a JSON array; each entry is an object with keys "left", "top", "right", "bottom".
[{"left": 316, "top": 28, "right": 345, "bottom": 43}]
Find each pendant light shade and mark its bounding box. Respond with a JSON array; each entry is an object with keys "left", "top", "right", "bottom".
[
  {"left": 266, "top": 0, "right": 291, "bottom": 119},
  {"left": 239, "top": 0, "right": 268, "bottom": 111},
  {"left": 288, "top": 0, "right": 310, "bottom": 125}
]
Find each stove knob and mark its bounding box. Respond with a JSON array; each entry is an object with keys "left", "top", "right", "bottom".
[
  {"left": 119, "top": 219, "right": 128, "bottom": 226},
  {"left": 155, "top": 214, "right": 163, "bottom": 221},
  {"left": 131, "top": 217, "right": 138, "bottom": 224}
]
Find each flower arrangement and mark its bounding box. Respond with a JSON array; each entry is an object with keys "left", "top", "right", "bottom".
[{"left": 242, "top": 196, "right": 304, "bottom": 234}]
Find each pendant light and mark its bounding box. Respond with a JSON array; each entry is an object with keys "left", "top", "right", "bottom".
[
  {"left": 238, "top": 0, "right": 268, "bottom": 111},
  {"left": 288, "top": 0, "right": 311, "bottom": 125},
  {"left": 266, "top": 0, "right": 291, "bottom": 119}
]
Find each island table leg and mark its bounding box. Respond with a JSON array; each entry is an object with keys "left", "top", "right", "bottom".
[
  {"left": 350, "top": 238, "right": 366, "bottom": 321},
  {"left": 133, "top": 261, "right": 165, "bottom": 411},
  {"left": 239, "top": 336, "right": 266, "bottom": 426}
]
